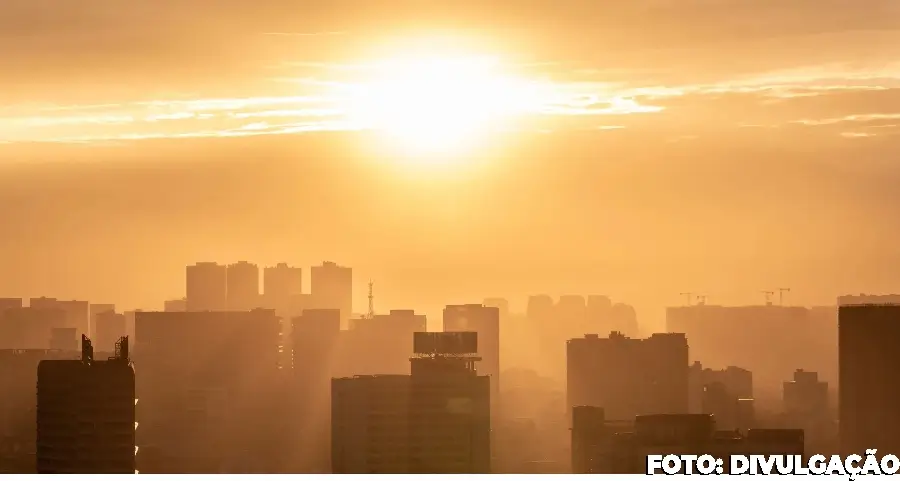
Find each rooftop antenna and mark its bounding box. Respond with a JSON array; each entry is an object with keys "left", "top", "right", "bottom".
[
  {"left": 680, "top": 292, "right": 693, "bottom": 306},
  {"left": 367, "top": 280, "right": 375, "bottom": 319},
  {"left": 778, "top": 287, "right": 791, "bottom": 306},
  {"left": 761, "top": 290, "right": 774, "bottom": 306}
]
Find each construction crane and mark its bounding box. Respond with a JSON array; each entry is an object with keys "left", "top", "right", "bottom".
[
  {"left": 761, "top": 290, "right": 774, "bottom": 306},
  {"left": 778, "top": 287, "right": 791, "bottom": 306},
  {"left": 680, "top": 292, "right": 693, "bottom": 306},
  {"left": 367, "top": 281, "right": 375, "bottom": 319}
]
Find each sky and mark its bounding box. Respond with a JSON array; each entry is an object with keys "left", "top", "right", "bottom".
[{"left": 2, "top": 0, "right": 900, "bottom": 327}]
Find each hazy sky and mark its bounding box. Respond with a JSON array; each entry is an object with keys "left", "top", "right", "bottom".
[{"left": 2, "top": 0, "right": 900, "bottom": 327}]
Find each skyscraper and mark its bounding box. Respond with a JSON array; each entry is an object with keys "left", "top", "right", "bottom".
[
  {"left": 185, "top": 262, "right": 227, "bottom": 312},
  {"left": 838, "top": 303, "right": 900, "bottom": 456},
  {"left": 263, "top": 263, "right": 303, "bottom": 310},
  {"left": 36, "top": 336, "right": 134, "bottom": 474},
  {"left": 310, "top": 261, "right": 352, "bottom": 326},
  {"left": 226, "top": 261, "right": 260, "bottom": 311}
]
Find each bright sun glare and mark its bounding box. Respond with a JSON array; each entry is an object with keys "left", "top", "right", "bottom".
[{"left": 346, "top": 55, "right": 534, "bottom": 160}]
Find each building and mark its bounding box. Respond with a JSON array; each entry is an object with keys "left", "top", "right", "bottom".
[
  {"left": 185, "top": 262, "right": 227, "bottom": 312},
  {"left": 347, "top": 309, "right": 427, "bottom": 375},
  {"left": 263, "top": 263, "right": 303, "bottom": 313},
  {"left": 291, "top": 308, "right": 342, "bottom": 472},
  {"left": 89, "top": 304, "right": 115, "bottom": 337},
  {"left": 226, "top": 261, "right": 260, "bottom": 311},
  {"left": 94, "top": 311, "right": 127, "bottom": 353},
  {"left": 331, "top": 331, "right": 491, "bottom": 474},
  {"left": 783, "top": 369, "right": 832, "bottom": 454},
  {"left": 442, "top": 304, "right": 500, "bottom": 402},
  {"left": 0, "top": 298, "right": 23, "bottom": 312},
  {"left": 36, "top": 336, "right": 135, "bottom": 473},
  {"left": 483, "top": 298, "right": 509, "bottom": 321},
  {"left": 29, "top": 298, "right": 89, "bottom": 342},
  {"left": 838, "top": 303, "right": 900, "bottom": 456},
  {"left": 163, "top": 298, "right": 186, "bottom": 312},
  {"left": 134, "top": 309, "right": 282, "bottom": 473},
  {"left": 49, "top": 328, "right": 77, "bottom": 351},
  {"left": 567, "top": 332, "right": 689, "bottom": 423},
  {"left": 688, "top": 362, "right": 753, "bottom": 429},
  {"left": 573, "top": 412, "right": 803, "bottom": 473},
  {"left": 0, "top": 307, "right": 66, "bottom": 349},
  {"left": 666, "top": 304, "right": 836, "bottom": 401},
  {"left": 0, "top": 349, "right": 80, "bottom": 473},
  {"left": 310, "top": 261, "right": 352, "bottom": 327}
]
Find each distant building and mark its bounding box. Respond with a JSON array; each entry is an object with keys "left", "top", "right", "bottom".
[
  {"left": 689, "top": 362, "right": 753, "bottom": 429},
  {"left": 88, "top": 304, "right": 115, "bottom": 337},
  {"left": 567, "top": 332, "right": 689, "bottom": 422},
  {"left": 226, "top": 261, "right": 260, "bottom": 311},
  {"left": 0, "top": 349, "right": 80, "bottom": 473},
  {"left": 666, "top": 304, "right": 836, "bottom": 400},
  {"left": 0, "top": 307, "right": 66, "bottom": 349},
  {"left": 291, "top": 309, "right": 342, "bottom": 472},
  {"left": 49, "top": 328, "right": 77, "bottom": 351},
  {"left": 29, "top": 298, "right": 89, "bottom": 342},
  {"left": 94, "top": 311, "right": 127, "bottom": 353},
  {"left": 36, "top": 336, "right": 134, "bottom": 473},
  {"left": 310, "top": 262, "right": 352, "bottom": 327},
  {"left": 443, "top": 304, "right": 500, "bottom": 402},
  {"left": 573, "top": 412, "right": 803, "bottom": 473},
  {"left": 332, "top": 331, "right": 491, "bottom": 474},
  {"left": 163, "top": 298, "right": 186, "bottom": 312},
  {"left": 347, "top": 309, "right": 427, "bottom": 375},
  {"left": 134, "top": 309, "right": 282, "bottom": 473},
  {"left": 838, "top": 303, "right": 900, "bottom": 456},
  {"left": 263, "top": 263, "right": 303, "bottom": 313},
  {"left": 783, "top": 369, "right": 832, "bottom": 454},
  {"left": 483, "top": 298, "right": 510, "bottom": 320},
  {"left": 0, "top": 298, "right": 23, "bottom": 312},
  {"left": 185, "top": 262, "right": 227, "bottom": 312}
]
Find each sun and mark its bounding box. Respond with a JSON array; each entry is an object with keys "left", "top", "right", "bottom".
[{"left": 345, "top": 55, "right": 529, "bottom": 160}]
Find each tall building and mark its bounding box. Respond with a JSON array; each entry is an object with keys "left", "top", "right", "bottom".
[
  {"left": 483, "top": 298, "right": 510, "bottom": 320},
  {"left": 310, "top": 261, "right": 352, "bottom": 327},
  {"left": 332, "top": 331, "right": 491, "bottom": 474},
  {"left": 134, "top": 309, "right": 282, "bottom": 473},
  {"left": 291, "top": 308, "right": 342, "bottom": 472},
  {"left": 185, "top": 262, "right": 227, "bottom": 312},
  {"left": 49, "top": 327, "right": 77, "bottom": 351},
  {"left": 226, "top": 261, "right": 260, "bottom": 311},
  {"left": 36, "top": 336, "right": 134, "bottom": 474},
  {"left": 783, "top": 369, "right": 832, "bottom": 453},
  {"left": 443, "top": 304, "right": 500, "bottom": 401},
  {"left": 838, "top": 303, "right": 900, "bottom": 456},
  {"left": 567, "top": 332, "right": 689, "bottom": 422},
  {"left": 0, "top": 307, "right": 66, "bottom": 349},
  {"left": 264, "top": 263, "right": 303, "bottom": 310}
]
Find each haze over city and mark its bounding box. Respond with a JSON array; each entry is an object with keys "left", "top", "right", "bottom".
[{"left": 2, "top": 0, "right": 900, "bottom": 475}]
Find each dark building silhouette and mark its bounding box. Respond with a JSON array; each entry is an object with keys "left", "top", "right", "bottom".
[
  {"left": 36, "top": 336, "right": 134, "bottom": 474},
  {"left": 567, "top": 332, "right": 689, "bottom": 422},
  {"left": 226, "top": 261, "right": 260, "bottom": 311},
  {"left": 838, "top": 302, "right": 900, "bottom": 456},
  {"left": 443, "top": 304, "right": 500, "bottom": 405},
  {"left": 0, "top": 349, "right": 80, "bottom": 473},
  {"left": 332, "top": 331, "right": 491, "bottom": 474},
  {"left": 783, "top": 369, "right": 832, "bottom": 454},
  {"left": 291, "top": 308, "right": 342, "bottom": 472},
  {"left": 573, "top": 412, "right": 803, "bottom": 473},
  {"left": 134, "top": 309, "right": 282, "bottom": 473},
  {"left": 185, "top": 262, "right": 227, "bottom": 312},
  {"left": 0, "top": 298, "right": 23, "bottom": 312},
  {"left": 311, "top": 261, "right": 352, "bottom": 328},
  {"left": 689, "top": 362, "right": 753, "bottom": 429}
]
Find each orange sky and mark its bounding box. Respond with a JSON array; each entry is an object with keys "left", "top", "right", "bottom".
[{"left": 2, "top": 0, "right": 900, "bottom": 329}]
